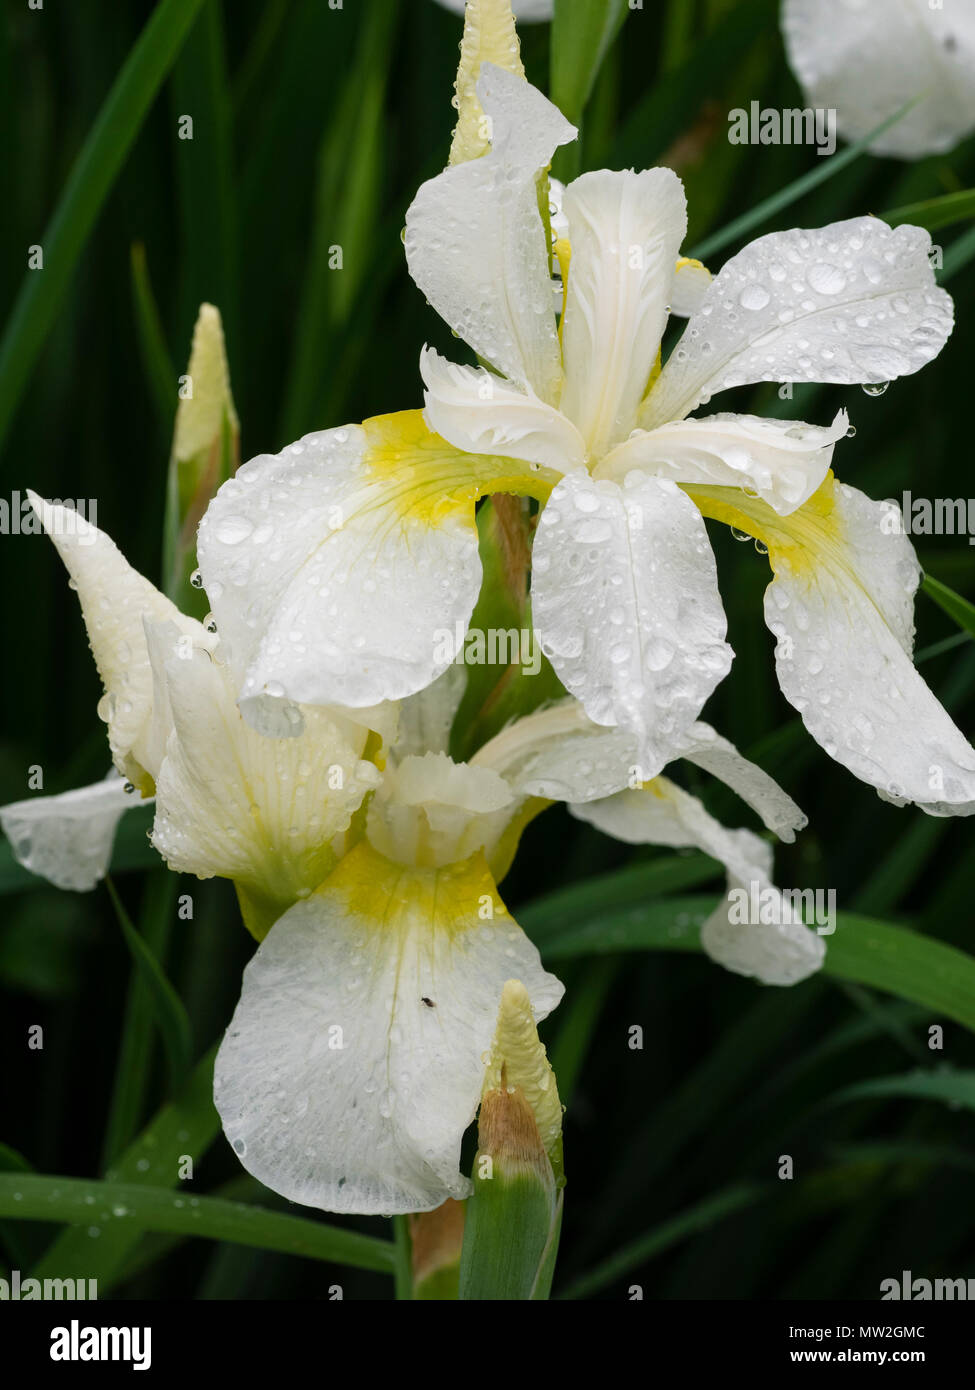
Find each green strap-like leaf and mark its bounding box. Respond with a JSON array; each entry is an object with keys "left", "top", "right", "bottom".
[
  {"left": 829, "top": 1069, "right": 975, "bottom": 1114},
  {"left": 0, "top": 1174, "right": 395, "bottom": 1274},
  {"left": 30, "top": 1046, "right": 220, "bottom": 1290},
  {"left": 0, "top": 0, "right": 207, "bottom": 451},
  {"left": 922, "top": 573, "right": 975, "bottom": 641},
  {"left": 104, "top": 876, "right": 192, "bottom": 1095},
  {"left": 883, "top": 189, "right": 975, "bottom": 233},
  {"left": 551, "top": 0, "right": 628, "bottom": 123},
  {"left": 559, "top": 1183, "right": 763, "bottom": 1300},
  {"left": 531, "top": 889, "right": 975, "bottom": 1033},
  {"left": 689, "top": 99, "right": 918, "bottom": 262}
]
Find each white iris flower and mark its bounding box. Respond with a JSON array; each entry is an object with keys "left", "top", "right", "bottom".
[
  {"left": 2, "top": 494, "right": 817, "bottom": 1213},
  {"left": 402, "top": 66, "right": 973, "bottom": 815},
  {"left": 197, "top": 52, "right": 972, "bottom": 814},
  {"left": 783, "top": 0, "right": 975, "bottom": 159}
]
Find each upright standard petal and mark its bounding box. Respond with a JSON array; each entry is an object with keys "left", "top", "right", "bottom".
[
  {"left": 559, "top": 168, "right": 687, "bottom": 458},
  {"left": 532, "top": 472, "right": 733, "bottom": 765},
  {"left": 148, "top": 629, "right": 380, "bottom": 933},
  {"left": 197, "top": 411, "right": 554, "bottom": 716},
  {"left": 0, "top": 774, "right": 143, "bottom": 892},
  {"left": 419, "top": 347, "right": 587, "bottom": 474},
  {"left": 597, "top": 411, "right": 848, "bottom": 516},
  {"left": 27, "top": 493, "right": 208, "bottom": 793},
  {"left": 641, "top": 218, "right": 953, "bottom": 427},
  {"left": 214, "top": 843, "right": 563, "bottom": 1215},
  {"left": 405, "top": 65, "right": 575, "bottom": 402},
  {"left": 783, "top": 0, "right": 975, "bottom": 159},
  {"left": 690, "top": 475, "right": 975, "bottom": 813},
  {"left": 571, "top": 777, "right": 824, "bottom": 985}
]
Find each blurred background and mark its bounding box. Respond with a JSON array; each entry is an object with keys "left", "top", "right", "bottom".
[{"left": 1, "top": 0, "right": 974, "bottom": 1300}]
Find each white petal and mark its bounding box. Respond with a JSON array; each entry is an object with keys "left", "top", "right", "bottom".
[
  {"left": 676, "top": 722, "right": 807, "bottom": 842},
  {"left": 693, "top": 476, "right": 975, "bottom": 813},
  {"left": 783, "top": 0, "right": 975, "bottom": 159},
  {"left": 214, "top": 844, "right": 563, "bottom": 1214},
  {"left": 393, "top": 664, "right": 468, "bottom": 759},
  {"left": 419, "top": 347, "right": 586, "bottom": 474},
  {"left": 670, "top": 258, "right": 712, "bottom": 317},
  {"left": 0, "top": 773, "right": 143, "bottom": 892},
  {"left": 405, "top": 66, "right": 575, "bottom": 402},
  {"left": 149, "top": 633, "right": 380, "bottom": 917},
  {"left": 532, "top": 472, "right": 733, "bottom": 761},
  {"left": 197, "top": 412, "right": 537, "bottom": 713},
  {"left": 699, "top": 876, "right": 826, "bottom": 987},
  {"left": 471, "top": 698, "right": 641, "bottom": 800},
  {"left": 571, "top": 777, "right": 823, "bottom": 985},
  {"left": 597, "top": 410, "right": 849, "bottom": 516},
  {"left": 641, "top": 218, "right": 953, "bottom": 427},
  {"left": 27, "top": 492, "right": 207, "bottom": 791},
  {"left": 560, "top": 169, "right": 687, "bottom": 457},
  {"left": 766, "top": 482, "right": 975, "bottom": 812}
]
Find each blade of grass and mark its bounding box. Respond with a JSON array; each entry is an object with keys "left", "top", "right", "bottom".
[
  {"left": 280, "top": 0, "right": 397, "bottom": 441},
  {"left": 519, "top": 857, "right": 721, "bottom": 947},
  {"left": 170, "top": 0, "right": 240, "bottom": 352},
  {"left": 922, "top": 573, "right": 975, "bottom": 639},
  {"left": 829, "top": 1069, "right": 975, "bottom": 1114},
  {"left": 559, "top": 1183, "right": 763, "bottom": 1299},
  {"left": 0, "top": 1174, "right": 395, "bottom": 1274},
  {"left": 688, "top": 99, "right": 918, "bottom": 262},
  {"left": 611, "top": 0, "right": 775, "bottom": 170},
  {"left": 0, "top": 0, "right": 207, "bottom": 452},
  {"left": 532, "top": 891, "right": 975, "bottom": 1033},
  {"left": 941, "top": 221, "right": 975, "bottom": 279},
  {"left": 546, "top": 957, "right": 618, "bottom": 1103},
  {"left": 883, "top": 188, "right": 975, "bottom": 232},
  {"left": 103, "top": 874, "right": 191, "bottom": 1107},
  {"left": 551, "top": 0, "right": 628, "bottom": 127},
  {"left": 31, "top": 1046, "right": 220, "bottom": 1289},
  {"left": 129, "top": 242, "right": 177, "bottom": 437}
]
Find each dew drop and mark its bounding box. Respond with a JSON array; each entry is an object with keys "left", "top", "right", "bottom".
[
  {"left": 214, "top": 515, "right": 254, "bottom": 546},
  {"left": 739, "top": 284, "right": 770, "bottom": 311},
  {"left": 861, "top": 381, "right": 889, "bottom": 397}
]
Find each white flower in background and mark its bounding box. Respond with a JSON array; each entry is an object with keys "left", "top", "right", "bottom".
[
  {"left": 3, "top": 496, "right": 818, "bottom": 1213},
  {"left": 782, "top": 0, "right": 975, "bottom": 158}
]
